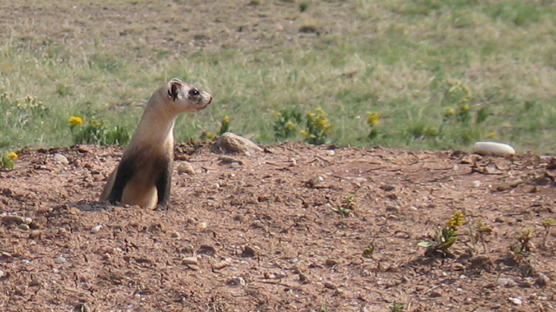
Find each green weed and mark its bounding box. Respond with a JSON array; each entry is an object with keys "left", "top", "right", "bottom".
[
  {"left": 389, "top": 301, "right": 404, "bottom": 312},
  {"left": 218, "top": 115, "right": 231, "bottom": 135},
  {"left": 273, "top": 107, "right": 303, "bottom": 141},
  {"left": 71, "top": 117, "right": 130, "bottom": 146},
  {"left": 418, "top": 211, "right": 464, "bottom": 258},
  {"left": 0, "top": 152, "right": 17, "bottom": 170},
  {"left": 332, "top": 194, "right": 355, "bottom": 218}
]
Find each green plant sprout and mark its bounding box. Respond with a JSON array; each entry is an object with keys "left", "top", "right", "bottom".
[
  {"left": 332, "top": 194, "right": 355, "bottom": 218},
  {"left": 218, "top": 115, "right": 231, "bottom": 135},
  {"left": 418, "top": 211, "right": 464, "bottom": 258},
  {"left": 389, "top": 301, "right": 404, "bottom": 312},
  {"left": 473, "top": 219, "right": 492, "bottom": 254},
  {"left": 362, "top": 242, "right": 375, "bottom": 259}
]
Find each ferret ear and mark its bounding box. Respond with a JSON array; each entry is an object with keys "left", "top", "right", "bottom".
[{"left": 168, "top": 79, "right": 182, "bottom": 101}]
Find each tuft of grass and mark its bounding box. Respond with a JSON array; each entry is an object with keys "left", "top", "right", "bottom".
[
  {"left": 389, "top": 301, "right": 404, "bottom": 312},
  {"left": 299, "top": 1, "right": 309, "bottom": 12}
]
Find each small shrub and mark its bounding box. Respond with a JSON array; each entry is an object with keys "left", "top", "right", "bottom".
[
  {"left": 273, "top": 107, "right": 302, "bottom": 140},
  {"left": 302, "top": 107, "right": 331, "bottom": 145}
]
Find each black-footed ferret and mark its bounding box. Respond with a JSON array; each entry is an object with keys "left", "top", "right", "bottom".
[{"left": 100, "top": 78, "right": 212, "bottom": 208}]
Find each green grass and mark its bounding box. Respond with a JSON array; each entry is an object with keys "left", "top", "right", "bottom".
[{"left": 1, "top": 0, "right": 556, "bottom": 155}]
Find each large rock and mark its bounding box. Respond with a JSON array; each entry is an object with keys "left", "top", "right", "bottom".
[{"left": 211, "top": 132, "right": 263, "bottom": 155}]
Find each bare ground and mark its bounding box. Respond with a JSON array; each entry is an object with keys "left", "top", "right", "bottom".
[{"left": 1, "top": 142, "right": 556, "bottom": 312}]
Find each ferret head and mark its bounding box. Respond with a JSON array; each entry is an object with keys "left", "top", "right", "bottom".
[{"left": 165, "top": 78, "right": 212, "bottom": 113}]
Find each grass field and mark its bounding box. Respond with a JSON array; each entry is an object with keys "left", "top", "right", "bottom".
[{"left": 1, "top": 0, "right": 556, "bottom": 155}]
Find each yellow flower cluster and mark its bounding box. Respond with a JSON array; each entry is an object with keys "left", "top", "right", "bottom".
[
  {"left": 7, "top": 152, "right": 18, "bottom": 160},
  {"left": 222, "top": 115, "right": 231, "bottom": 124},
  {"left": 68, "top": 116, "right": 83, "bottom": 126},
  {"left": 446, "top": 211, "right": 464, "bottom": 229}
]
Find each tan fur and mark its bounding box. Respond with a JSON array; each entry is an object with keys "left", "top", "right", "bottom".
[{"left": 100, "top": 78, "right": 212, "bottom": 208}]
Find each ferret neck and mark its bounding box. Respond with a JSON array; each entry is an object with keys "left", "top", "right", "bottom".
[{"left": 131, "top": 103, "right": 178, "bottom": 148}]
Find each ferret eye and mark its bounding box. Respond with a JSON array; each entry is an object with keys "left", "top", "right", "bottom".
[{"left": 189, "top": 89, "right": 200, "bottom": 97}]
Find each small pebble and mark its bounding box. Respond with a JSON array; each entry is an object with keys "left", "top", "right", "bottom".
[
  {"left": 177, "top": 162, "right": 196, "bottom": 175},
  {"left": 324, "top": 282, "right": 337, "bottom": 290},
  {"left": 54, "top": 255, "right": 66, "bottom": 263},
  {"left": 90, "top": 225, "right": 102, "bottom": 233},
  {"left": 325, "top": 259, "right": 339, "bottom": 267},
  {"left": 182, "top": 257, "right": 199, "bottom": 265},
  {"left": 228, "top": 276, "right": 245, "bottom": 286},
  {"left": 536, "top": 273, "right": 551, "bottom": 287},
  {"left": 212, "top": 260, "right": 230, "bottom": 270},
  {"left": 53, "top": 154, "right": 69, "bottom": 164},
  {"left": 508, "top": 297, "right": 522, "bottom": 305}
]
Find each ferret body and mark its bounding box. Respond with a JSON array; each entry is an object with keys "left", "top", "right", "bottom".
[{"left": 100, "top": 78, "right": 212, "bottom": 208}]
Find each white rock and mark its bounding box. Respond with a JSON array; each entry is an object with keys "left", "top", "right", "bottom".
[
  {"left": 472, "top": 142, "right": 515, "bottom": 158},
  {"left": 508, "top": 297, "right": 522, "bottom": 305},
  {"left": 91, "top": 225, "right": 102, "bottom": 233}
]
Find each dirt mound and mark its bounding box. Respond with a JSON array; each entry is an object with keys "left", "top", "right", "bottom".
[{"left": 1, "top": 143, "right": 555, "bottom": 311}]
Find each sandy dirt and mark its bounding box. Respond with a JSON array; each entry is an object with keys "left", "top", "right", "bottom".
[{"left": 1, "top": 142, "right": 555, "bottom": 312}]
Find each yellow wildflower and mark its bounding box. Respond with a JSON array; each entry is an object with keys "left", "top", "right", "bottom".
[
  {"left": 205, "top": 132, "right": 215, "bottom": 139},
  {"left": 68, "top": 116, "right": 83, "bottom": 126},
  {"left": 444, "top": 108, "right": 455, "bottom": 117},
  {"left": 486, "top": 132, "right": 496, "bottom": 139},
  {"left": 7, "top": 152, "right": 18, "bottom": 160},
  {"left": 366, "top": 112, "right": 379, "bottom": 126},
  {"left": 300, "top": 130, "right": 309, "bottom": 136},
  {"left": 222, "top": 115, "right": 231, "bottom": 123},
  {"left": 285, "top": 121, "right": 296, "bottom": 130},
  {"left": 446, "top": 211, "right": 464, "bottom": 228},
  {"left": 460, "top": 104, "right": 470, "bottom": 111}
]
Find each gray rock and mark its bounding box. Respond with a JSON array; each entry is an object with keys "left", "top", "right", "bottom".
[{"left": 211, "top": 132, "right": 263, "bottom": 155}]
